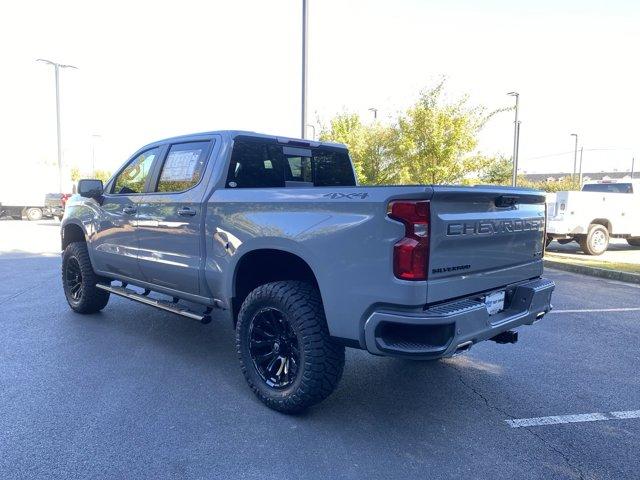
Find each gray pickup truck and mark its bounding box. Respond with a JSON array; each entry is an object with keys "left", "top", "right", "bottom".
[{"left": 61, "top": 130, "right": 554, "bottom": 412}]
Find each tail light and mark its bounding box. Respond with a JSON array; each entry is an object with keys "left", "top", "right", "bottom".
[{"left": 387, "top": 200, "right": 430, "bottom": 281}]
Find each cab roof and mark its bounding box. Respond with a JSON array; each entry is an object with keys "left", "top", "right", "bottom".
[{"left": 140, "top": 130, "right": 347, "bottom": 151}]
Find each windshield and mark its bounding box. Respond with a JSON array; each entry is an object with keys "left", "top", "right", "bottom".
[{"left": 582, "top": 183, "right": 633, "bottom": 193}]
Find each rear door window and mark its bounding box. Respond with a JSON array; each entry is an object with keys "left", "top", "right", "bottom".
[
  {"left": 226, "top": 141, "right": 286, "bottom": 188},
  {"left": 227, "top": 139, "right": 355, "bottom": 188},
  {"left": 156, "top": 141, "right": 209, "bottom": 192}
]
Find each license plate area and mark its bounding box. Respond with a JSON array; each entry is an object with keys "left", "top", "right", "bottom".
[{"left": 484, "top": 290, "right": 506, "bottom": 315}]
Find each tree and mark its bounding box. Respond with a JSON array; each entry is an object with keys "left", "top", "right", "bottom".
[
  {"left": 392, "top": 80, "right": 505, "bottom": 185},
  {"left": 319, "top": 113, "right": 403, "bottom": 185},
  {"left": 70, "top": 166, "right": 81, "bottom": 182},
  {"left": 69, "top": 166, "right": 111, "bottom": 184},
  {"left": 320, "top": 80, "right": 508, "bottom": 185},
  {"left": 479, "top": 155, "right": 513, "bottom": 185},
  {"left": 93, "top": 169, "right": 112, "bottom": 183},
  {"left": 518, "top": 176, "right": 580, "bottom": 192}
]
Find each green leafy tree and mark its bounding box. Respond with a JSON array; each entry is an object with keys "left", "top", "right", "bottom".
[
  {"left": 319, "top": 113, "right": 403, "bottom": 185},
  {"left": 392, "top": 80, "right": 506, "bottom": 184},
  {"left": 93, "top": 169, "right": 112, "bottom": 183},
  {"left": 321, "top": 80, "right": 509, "bottom": 185},
  {"left": 479, "top": 155, "right": 513, "bottom": 185},
  {"left": 518, "top": 176, "right": 580, "bottom": 192}
]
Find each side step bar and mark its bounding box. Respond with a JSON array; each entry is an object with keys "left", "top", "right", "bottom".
[{"left": 96, "top": 283, "right": 212, "bottom": 324}]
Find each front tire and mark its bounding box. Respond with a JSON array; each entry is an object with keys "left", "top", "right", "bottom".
[
  {"left": 236, "top": 281, "right": 345, "bottom": 413},
  {"left": 578, "top": 224, "right": 609, "bottom": 256},
  {"left": 62, "top": 242, "right": 110, "bottom": 313}
]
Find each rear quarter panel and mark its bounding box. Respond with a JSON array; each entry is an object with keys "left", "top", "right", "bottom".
[{"left": 203, "top": 186, "right": 432, "bottom": 344}]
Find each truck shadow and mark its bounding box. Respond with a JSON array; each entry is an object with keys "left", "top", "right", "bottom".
[{"left": 70, "top": 295, "right": 506, "bottom": 426}]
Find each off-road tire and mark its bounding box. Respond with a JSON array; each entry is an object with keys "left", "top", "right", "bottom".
[
  {"left": 236, "top": 281, "right": 345, "bottom": 413},
  {"left": 62, "top": 242, "right": 110, "bottom": 313},
  {"left": 628, "top": 238, "right": 640, "bottom": 247},
  {"left": 578, "top": 224, "right": 609, "bottom": 256}
]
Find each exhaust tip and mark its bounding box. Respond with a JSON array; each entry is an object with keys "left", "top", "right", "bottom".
[{"left": 453, "top": 340, "right": 473, "bottom": 355}]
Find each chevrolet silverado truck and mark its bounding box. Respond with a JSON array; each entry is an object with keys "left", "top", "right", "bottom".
[
  {"left": 60, "top": 130, "right": 554, "bottom": 412},
  {"left": 546, "top": 179, "right": 640, "bottom": 255}
]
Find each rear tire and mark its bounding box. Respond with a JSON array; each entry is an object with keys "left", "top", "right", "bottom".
[
  {"left": 628, "top": 238, "right": 640, "bottom": 247},
  {"left": 25, "top": 207, "right": 43, "bottom": 221},
  {"left": 62, "top": 242, "right": 110, "bottom": 313},
  {"left": 236, "top": 281, "right": 345, "bottom": 413},
  {"left": 578, "top": 224, "right": 609, "bottom": 256}
]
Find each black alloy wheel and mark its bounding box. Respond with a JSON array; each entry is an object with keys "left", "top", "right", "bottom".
[
  {"left": 249, "top": 307, "right": 300, "bottom": 389},
  {"left": 65, "top": 257, "right": 83, "bottom": 303}
]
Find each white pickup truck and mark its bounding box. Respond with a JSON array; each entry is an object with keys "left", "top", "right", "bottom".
[{"left": 546, "top": 179, "right": 640, "bottom": 255}]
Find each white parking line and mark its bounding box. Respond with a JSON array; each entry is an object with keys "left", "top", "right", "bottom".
[
  {"left": 506, "top": 410, "right": 640, "bottom": 428},
  {"left": 606, "top": 280, "right": 640, "bottom": 289},
  {"left": 551, "top": 307, "right": 640, "bottom": 314}
]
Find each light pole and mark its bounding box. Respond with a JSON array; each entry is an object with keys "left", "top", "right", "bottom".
[
  {"left": 301, "top": 0, "right": 308, "bottom": 139},
  {"left": 507, "top": 92, "right": 519, "bottom": 186},
  {"left": 631, "top": 157, "right": 635, "bottom": 179},
  {"left": 91, "top": 134, "right": 101, "bottom": 176},
  {"left": 368, "top": 107, "right": 378, "bottom": 121},
  {"left": 578, "top": 146, "right": 584, "bottom": 188},
  {"left": 36, "top": 58, "right": 77, "bottom": 193},
  {"left": 570, "top": 133, "right": 578, "bottom": 182}
]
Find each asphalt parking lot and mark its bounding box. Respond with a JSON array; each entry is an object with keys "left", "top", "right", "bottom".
[{"left": 1, "top": 220, "right": 639, "bottom": 479}]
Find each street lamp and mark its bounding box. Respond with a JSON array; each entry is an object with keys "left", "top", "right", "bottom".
[
  {"left": 36, "top": 58, "right": 77, "bottom": 193},
  {"left": 301, "top": 0, "right": 308, "bottom": 138},
  {"left": 570, "top": 133, "right": 578, "bottom": 182},
  {"left": 368, "top": 107, "right": 378, "bottom": 121},
  {"left": 507, "top": 92, "right": 519, "bottom": 186}
]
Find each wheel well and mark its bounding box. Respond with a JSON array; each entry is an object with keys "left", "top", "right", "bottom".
[
  {"left": 590, "top": 219, "right": 611, "bottom": 232},
  {"left": 232, "top": 249, "right": 319, "bottom": 324},
  {"left": 61, "top": 224, "right": 86, "bottom": 250}
]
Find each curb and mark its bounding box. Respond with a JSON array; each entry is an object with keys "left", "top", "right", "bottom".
[{"left": 544, "top": 259, "right": 640, "bottom": 284}]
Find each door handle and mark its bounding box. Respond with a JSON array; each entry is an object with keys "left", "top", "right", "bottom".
[
  {"left": 123, "top": 205, "right": 137, "bottom": 215},
  {"left": 178, "top": 207, "right": 197, "bottom": 217}
]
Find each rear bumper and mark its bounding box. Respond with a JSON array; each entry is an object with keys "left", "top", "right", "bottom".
[{"left": 363, "top": 277, "right": 555, "bottom": 359}]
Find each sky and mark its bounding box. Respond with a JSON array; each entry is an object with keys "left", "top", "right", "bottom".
[{"left": 1, "top": 0, "right": 639, "bottom": 185}]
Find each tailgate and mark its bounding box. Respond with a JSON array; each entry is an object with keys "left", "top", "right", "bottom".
[{"left": 427, "top": 187, "right": 546, "bottom": 304}]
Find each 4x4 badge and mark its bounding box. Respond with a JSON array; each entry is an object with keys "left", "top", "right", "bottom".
[{"left": 323, "top": 192, "right": 369, "bottom": 200}]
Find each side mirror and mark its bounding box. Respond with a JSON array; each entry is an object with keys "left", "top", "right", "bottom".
[{"left": 78, "top": 179, "right": 104, "bottom": 199}]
